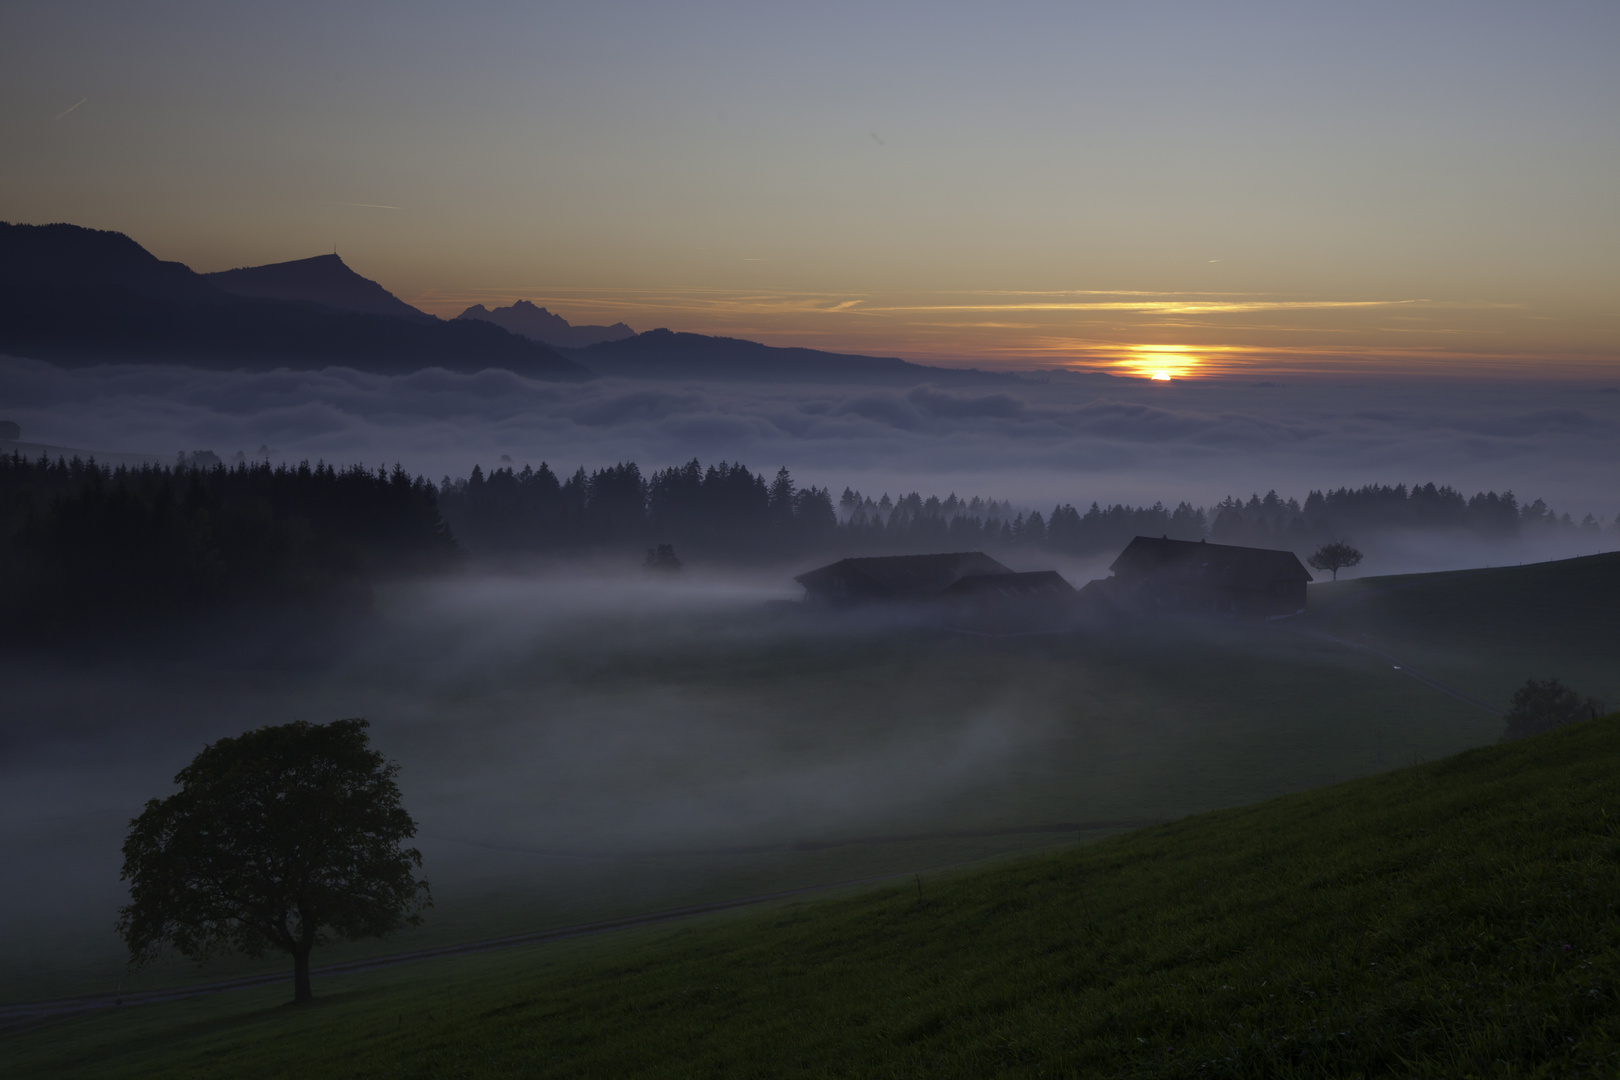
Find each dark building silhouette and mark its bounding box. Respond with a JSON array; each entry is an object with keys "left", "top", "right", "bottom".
[
  {"left": 794, "top": 552, "right": 1082, "bottom": 635},
  {"left": 795, "top": 552, "right": 1012, "bottom": 606},
  {"left": 1105, "top": 535, "right": 1312, "bottom": 618},
  {"left": 939, "top": 570, "right": 1077, "bottom": 635}
]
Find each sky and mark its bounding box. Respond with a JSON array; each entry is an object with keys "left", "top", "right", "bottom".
[{"left": 3, "top": 1, "right": 1619, "bottom": 378}]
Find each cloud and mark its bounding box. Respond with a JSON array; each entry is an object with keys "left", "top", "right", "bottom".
[
  {"left": 3, "top": 355, "right": 1618, "bottom": 515},
  {"left": 907, "top": 386, "right": 1025, "bottom": 420},
  {"left": 51, "top": 96, "right": 87, "bottom": 122}
]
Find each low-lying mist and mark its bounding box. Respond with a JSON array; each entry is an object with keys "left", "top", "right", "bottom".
[
  {"left": 2, "top": 560, "right": 1510, "bottom": 1001},
  {"left": 0, "top": 570, "right": 1063, "bottom": 995}
]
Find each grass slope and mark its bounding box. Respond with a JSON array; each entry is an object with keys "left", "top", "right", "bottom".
[
  {"left": 9, "top": 714, "right": 1620, "bottom": 1078},
  {"left": 1310, "top": 549, "right": 1620, "bottom": 709}
]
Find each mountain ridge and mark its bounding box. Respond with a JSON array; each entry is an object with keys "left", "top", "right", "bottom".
[
  {"left": 0, "top": 223, "right": 592, "bottom": 381},
  {"left": 207, "top": 254, "right": 437, "bottom": 324},
  {"left": 2, "top": 222, "right": 1031, "bottom": 387},
  {"left": 455, "top": 300, "right": 633, "bottom": 349},
  {"left": 566, "top": 327, "right": 1025, "bottom": 386}
]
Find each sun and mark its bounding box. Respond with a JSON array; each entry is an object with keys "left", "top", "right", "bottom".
[{"left": 1122, "top": 345, "right": 1201, "bottom": 380}]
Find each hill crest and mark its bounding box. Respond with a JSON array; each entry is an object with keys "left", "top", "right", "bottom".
[
  {"left": 572, "top": 327, "right": 1023, "bottom": 386},
  {"left": 206, "top": 254, "right": 435, "bottom": 324},
  {"left": 0, "top": 223, "right": 591, "bottom": 381}
]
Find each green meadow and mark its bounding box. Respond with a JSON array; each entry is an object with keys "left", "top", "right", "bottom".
[
  {"left": 1308, "top": 551, "right": 1620, "bottom": 710},
  {"left": 7, "top": 710, "right": 1619, "bottom": 1077}
]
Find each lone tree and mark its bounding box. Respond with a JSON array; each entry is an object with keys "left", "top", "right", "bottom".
[
  {"left": 1308, "top": 540, "right": 1363, "bottom": 581},
  {"left": 118, "top": 718, "right": 430, "bottom": 1003},
  {"left": 1501, "top": 677, "right": 1606, "bottom": 741}
]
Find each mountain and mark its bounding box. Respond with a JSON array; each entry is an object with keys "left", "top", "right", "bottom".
[
  {"left": 565, "top": 328, "right": 1023, "bottom": 385},
  {"left": 0, "top": 220, "right": 219, "bottom": 304},
  {"left": 207, "top": 254, "right": 436, "bottom": 324},
  {"left": 455, "top": 300, "right": 635, "bottom": 348},
  {"left": 0, "top": 223, "right": 592, "bottom": 381}
]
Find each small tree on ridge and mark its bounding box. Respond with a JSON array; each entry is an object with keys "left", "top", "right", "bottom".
[{"left": 1308, "top": 540, "right": 1363, "bottom": 581}]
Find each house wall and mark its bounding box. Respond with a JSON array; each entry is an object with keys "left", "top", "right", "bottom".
[{"left": 1117, "top": 577, "right": 1305, "bottom": 619}]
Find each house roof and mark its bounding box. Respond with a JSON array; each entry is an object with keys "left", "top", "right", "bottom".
[
  {"left": 794, "top": 551, "right": 1012, "bottom": 598},
  {"left": 1109, "top": 536, "right": 1313, "bottom": 590},
  {"left": 938, "top": 570, "right": 1076, "bottom": 599}
]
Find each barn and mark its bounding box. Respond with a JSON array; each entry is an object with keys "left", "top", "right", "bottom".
[
  {"left": 1105, "top": 535, "right": 1312, "bottom": 618},
  {"left": 793, "top": 552, "right": 1080, "bottom": 635},
  {"left": 794, "top": 551, "right": 1013, "bottom": 606},
  {"left": 938, "top": 570, "right": 1077, "bottom": 635}
]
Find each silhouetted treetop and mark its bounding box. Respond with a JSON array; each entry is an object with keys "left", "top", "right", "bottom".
[
  {"left": 118, "top": 718, "right": 430, "bottom": 1004},
  {"left": 1501, "top": 678, "right": 1606, "bottom": 741}
]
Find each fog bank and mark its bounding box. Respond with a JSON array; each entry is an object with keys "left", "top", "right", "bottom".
[{"left": 4, "top": 356, "right": 1618, "bottom": 517}]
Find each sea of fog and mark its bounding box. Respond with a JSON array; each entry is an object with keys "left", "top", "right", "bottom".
[{"left": 3, "top": 355, "right": 1618, "bottom": 519}]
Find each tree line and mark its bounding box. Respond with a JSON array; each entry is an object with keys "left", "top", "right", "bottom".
[
  {"left": 826, "top": 481, "right": 1610, "bottom": 558},
  {"left": 438, "top": 460, "right": 837, "bottom": 561},
  {"left": 4, "top": 450, "right": 1612, "bottom": 645},
  {"left": 0, "top": 452, "right": 452, "bottom": 643},
  {"left": 441, "top": 464, "right": 1610, "bottom": 560}
]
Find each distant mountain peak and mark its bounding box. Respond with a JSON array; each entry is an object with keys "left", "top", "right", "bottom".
[
  {"left": 455, "top": 300, "right": 634, "bottom": 349},
  {"left": 0, "top": 222, "right": 593, "bottom": 381},
  {"left": 207, "top": 253, "right": 436, "bottom": 324}
]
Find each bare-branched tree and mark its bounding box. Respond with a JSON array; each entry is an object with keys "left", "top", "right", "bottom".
[{"left": 1308, "top": 540, "right": 1363, "bottom": 581}]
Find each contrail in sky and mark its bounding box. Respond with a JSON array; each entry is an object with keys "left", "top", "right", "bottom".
[
  {"left": 52, "top": 96, "right": 88, "bottom": 121},
  {"left": 337, "top": 202, "right": 404, "bottom": 210}
]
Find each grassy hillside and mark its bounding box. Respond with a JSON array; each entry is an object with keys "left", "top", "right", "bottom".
[
  {"left": 8, "top": 713, "right": 1620, "bottom": 1078},
  {"left": 1308, "top": 549, "right": 1620, "bottom": 709}
]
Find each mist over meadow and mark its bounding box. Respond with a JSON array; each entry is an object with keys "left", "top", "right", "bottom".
[
  {"left": 0, "top": 570, "right": 1112, "bottom": 997},
  {"left": 2, "top": 351, "right": 1616, "bottom": 1001},
  {"left": 4, "top": 353, "right": 1618, "bottom": 519}
]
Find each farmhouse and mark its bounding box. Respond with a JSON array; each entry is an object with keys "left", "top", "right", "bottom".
[
  {"left": 1104, "top": 535, "right": 1312, "bottom": 618},
  {"left": 938, "top": 570, "right": 1077, "bottom": 635},
  {"left": 794, "top": 551, "right": 1013, "bottom": 606},
  {"left": 794, "top": 552, "right": 1083, "bottom": 634}
]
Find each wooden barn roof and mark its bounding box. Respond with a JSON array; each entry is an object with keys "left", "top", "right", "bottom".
[
  {"left": 1109, "top": 536, "right": 1313, "bottom": 590},
  {"left": 795, "top": 551, "right": 1012, "bottom": 598},
  {"left": 938, "top": 570, "right": 1076, "bottom": 599}
]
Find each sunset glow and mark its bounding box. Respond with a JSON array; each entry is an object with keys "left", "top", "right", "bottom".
[
  {"left": 3, "top": 4, "right": 1617, "bottom": 381},
  {"left": 1116, "top": 345, "right": 1204, "bottom": 381}
]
